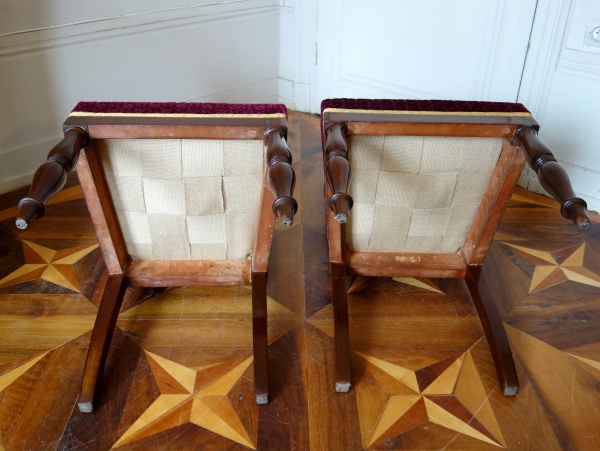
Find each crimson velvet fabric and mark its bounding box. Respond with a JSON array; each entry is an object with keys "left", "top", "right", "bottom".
[
  {"left": 321, "top": 98, "right": 530, "bottom": 115},
  {"left": 72, "top": 102, "right": 287, "bottom": 117}
]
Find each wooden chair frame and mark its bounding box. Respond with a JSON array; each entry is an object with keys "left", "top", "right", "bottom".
[
  {"left": 322, "top": 105, "right": 590, "bottom": 396},
  {"left": 16, "top": 107, "right": 297, "bottom": 411}
]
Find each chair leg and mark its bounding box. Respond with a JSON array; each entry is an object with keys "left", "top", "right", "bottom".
[
  {"left": 465, "top": 265, "right": 519, "bottom": 396},
  {"left": 78, "top": 271, "right": 127, "bottom": 412},
  {"left": 331, "top": 262, "right": 352, "bottom": 392},
  {"left": 252, "top": 272, "right": 269, "bottom": 405}
]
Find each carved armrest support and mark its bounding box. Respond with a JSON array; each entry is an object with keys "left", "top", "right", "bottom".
[
  {"left": 16, "top": 126, "right": 89, "bottom": 229},
  {"left": 515, "top": 126, "right": 589, "bottom": 229},
  {"left": 324, "top": 121, "right": 353, "bottom": 224},
  {"left": 264, "top": 127, "right": 297, "bottom": 227}
]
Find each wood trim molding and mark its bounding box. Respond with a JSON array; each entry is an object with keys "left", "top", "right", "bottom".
[
  {"left": 126, "top": 260, "right": 252, "bottom": 286},
  {"left": 87, "top": 125, "right": 264, "bottom": 140},
  {"left": 76, "top": 148, "right": 127, "bottom": 274},
  {"left": 344, "top": 252, "right": 467, "bottom": 278},
  {"left": 253, "top": 180, "right": 276, "bottom": 273},
  {"left": 323, "top": 111, "right": 539, "bottom": 128},
  {"left": 347, "top": 122, "right": 517, "bottom": 138},
  {"left": 463, "top": 140, "right": 526, "bottom": 265},
  {"left": 65, "top": 115, "right": 287, "bottom": 129}
]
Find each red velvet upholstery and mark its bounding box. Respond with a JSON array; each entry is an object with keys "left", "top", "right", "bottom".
[
  {"left": 72, "top": 101, "right": 287, "bottom": 117},
  {"left": 321, "top": 98, "right": 530, "bottom": 115}
]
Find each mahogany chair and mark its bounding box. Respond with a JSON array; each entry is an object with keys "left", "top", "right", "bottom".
[
  {"left": 16, "top": 101, "right": 297, "bottom": 411},
  {"left": 321, "top": 98, "right": 589, "bottom": 396}
]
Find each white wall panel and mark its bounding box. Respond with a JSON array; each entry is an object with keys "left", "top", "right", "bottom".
[
  {"left": 519, "top": 0, "right": 600, "bottom": 212},
  {"left": 314, "top": 0, "right": 536, "bottom": 111}
]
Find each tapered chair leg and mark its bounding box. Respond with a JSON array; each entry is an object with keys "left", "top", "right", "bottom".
[
  {"left": 78, "top": 271, "right": 127, "bottom": 412},
  {"left": 252, "top": 272, "right": 269, "bottom": 404},
  {"left": 465, "top": 265, "right": 519, "bottom": 396},
  {"left": 331, "top": 262, "right": 352, "bottom": 392}
]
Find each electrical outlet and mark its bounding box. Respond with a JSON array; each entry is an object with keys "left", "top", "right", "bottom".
[{"left": 584, "top": 19, "right": 600, "bottom": 50}]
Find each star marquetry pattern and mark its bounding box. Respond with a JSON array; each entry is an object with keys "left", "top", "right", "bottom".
[
  {"left": 503, "top": 242, "right": 600, "bottom": 293},
  {"left": 113, "top": 352, "right": 257, "bottom": 449},
  {"left": 0, "top": 240, "right": 98, "bottom": 292},
  {"left": 355, "top": 351, "right": 506, "bottom": 449},
  {"left": 347, "top": 277, "right": 506, "bottom": 449}
]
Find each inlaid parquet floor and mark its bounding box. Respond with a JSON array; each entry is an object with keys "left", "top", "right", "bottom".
[{"left": 1, "top": 112, "right": 599, "bottom": 450}]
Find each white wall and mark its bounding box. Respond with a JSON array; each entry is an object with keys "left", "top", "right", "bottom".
[
  {"left": 0, "top": 0, "right": 280, "bottom": 193},
  {"left": 277, "top": 0, "right": 312, "bottom": 111}
]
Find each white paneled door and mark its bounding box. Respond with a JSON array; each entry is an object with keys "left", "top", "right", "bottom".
[{"left": 314, "top": 0, "right": 538, "bottom": 111}]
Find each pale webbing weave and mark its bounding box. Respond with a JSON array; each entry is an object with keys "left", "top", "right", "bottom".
[
  {"left": 344, "top": 135, "right": 504, "bottom": 254},
  {"left": 98, "top": 139, "right": 264, "bottom": 261}
]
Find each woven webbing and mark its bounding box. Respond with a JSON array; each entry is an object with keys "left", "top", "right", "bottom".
[
  {"left": 99, "top": 139, "right": 264, "bottom": 261},
  {"left": 344, "top": 136, "right": 503, "bottom": 254}
]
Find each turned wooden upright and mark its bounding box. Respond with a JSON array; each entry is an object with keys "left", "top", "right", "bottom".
[
  {"left": 515, "top": 127, "right": 589, "bottom": 228},
  {"left": 324, "top": 121, "right": 352, "bottom": 224},
  {"left": 16, "top": 127, "right": 88, "bottom": 230},
  {"left": 16, "top": 102, "right": 296, "bottom": 411},
  {"left": 321, "top": 98, "right": 589, "bottom": 397},
  {"left": 265, "top": 126, "right": 298, "bottom": 227}
]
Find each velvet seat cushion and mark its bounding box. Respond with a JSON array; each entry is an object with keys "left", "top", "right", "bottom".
[
  {"left": 321, "top": 98, "right": 530, "bottom": 115},
  {"left": 71, "top": 101, "right": 287, "bottom": 117}
]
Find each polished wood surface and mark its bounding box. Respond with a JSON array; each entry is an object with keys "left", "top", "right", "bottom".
[
  {"left": 76, "top": 148, "right": 127, "bottom": 274},
  {"left": 251, "top": 272, "right": 269, "bottom": 404},
  {"left": 323, "top": 110, "right": 539, "bottom": 127},
  {"left": 1, "top": 112, "right": 599, "bottom": 450},
  {"left": 252, "top": 185, "right": 275, "bottom": 273},
  {"left": 265, "top": 127, "right": 298, "bottom": 227},
  {"left": 125, "top": 260, "right": 252, "bottom": 287},
  {"left": 348, "top": 122, "right": 516, "bottom": 138},
  {"left": 344, "top": 252, "right": 467, "bottom": 278},
  {"left": 88, "top": 125, "right": 264, "bottom": 140},
  {"left": 465, "top": 265, "right": 519, "bottom": 396},
  {"left": 330, "top": 262, "right": 352, "bottom": 392},
  {"left": 463, "top": 140, "right": 526, "bottom": 265},
  {"left": 15, "top": 127, "right": 88, "bottom": 229},
  {"left": 516, "top": 126, "right": 590, "bottom": 228},
  {"left": 324, "top": 121, "right": 353, "bottom": 223},
  {"left": 65, "top": 115, "right": 288, "bottom": 128},
  {"left": 78, "top": 271, "right": 127, "bottom": 412}
]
